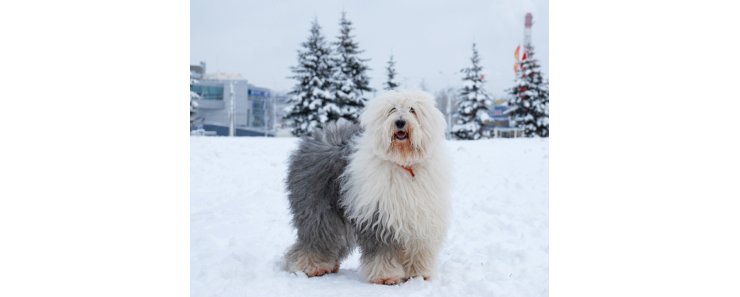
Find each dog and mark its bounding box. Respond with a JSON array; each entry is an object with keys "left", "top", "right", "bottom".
[{"left": 284, "top": 90, "right": 451, "bottom": 285}]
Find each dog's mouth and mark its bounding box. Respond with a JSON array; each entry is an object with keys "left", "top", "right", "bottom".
[{"left": 394, "top": 130, "right": 408, "bottom": 140}]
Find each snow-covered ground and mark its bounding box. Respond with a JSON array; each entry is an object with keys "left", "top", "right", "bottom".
[{"left": 191, "top": 137, "right": 548, "bottom": 297}]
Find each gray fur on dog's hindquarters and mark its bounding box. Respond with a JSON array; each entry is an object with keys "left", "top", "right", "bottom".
[{"left": 285, "top": 123, "right": 363, "bottom": 272}]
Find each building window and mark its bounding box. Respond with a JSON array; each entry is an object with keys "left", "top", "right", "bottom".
[
  {"left": 250, "top": 97, "right": 266, "bottom": 127},
  {"left": 190, "top": 85, "right": 224, "bottom": 100},
  {"left": 248, "top": 89, "right": 271, "bottom": 128}
]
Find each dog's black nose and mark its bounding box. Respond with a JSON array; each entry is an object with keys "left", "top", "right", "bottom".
[{"left": 395, "top": 120, "right": 406, "bottom": 129}]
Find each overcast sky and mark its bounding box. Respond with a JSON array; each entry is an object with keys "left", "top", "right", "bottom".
[{"left": 191, "top": 0, "right": 548, "bottom": 97}]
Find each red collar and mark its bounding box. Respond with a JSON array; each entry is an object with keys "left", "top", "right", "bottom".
[{"left": 400, "top": 165, "right": 415, "bottom": 177}]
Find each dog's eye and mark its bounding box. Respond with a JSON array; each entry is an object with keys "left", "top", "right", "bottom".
[
  {"left": 410, "top": 108, "right": 416, "bottom": 115},
  {"left": 389, "top": 107, "right": 396, "bottom": 114}
]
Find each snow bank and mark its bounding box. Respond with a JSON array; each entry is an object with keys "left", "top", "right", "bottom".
[{"left": 191, "top": 137, "right": 548, "bottom": 297}]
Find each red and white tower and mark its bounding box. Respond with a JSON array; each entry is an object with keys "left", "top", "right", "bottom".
[
  {"left": 514, "top": 12, "right": 534, "bottom": 74},
  {"left": 524, "top": 12, "right": 533, "bottom": 49}
]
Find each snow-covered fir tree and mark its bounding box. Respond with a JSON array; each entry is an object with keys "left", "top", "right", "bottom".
[
  {"left": 331, "top": 12, "right": 373, "bottom": 123},
  {"left": 508, "top": 44, "right": 549, "bottom": 137},
  {"left": 452, "top": 43, "right": 493, "bottom": 140},
  {"left": 383, "top": 55, "right": 400, "bottom": 90},
  {"left": 285, "top": 19, "right": 339, "bottom": 136},
  {"left": 190, "top": 91, "right": 200, "bottom": 129},
  {"left": 190, "top": 76, "right": 202, "bottom": 131}
]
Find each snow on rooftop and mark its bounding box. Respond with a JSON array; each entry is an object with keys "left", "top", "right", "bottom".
[{"left": 203, "top": 72, "right": 247, "bottom": 81}]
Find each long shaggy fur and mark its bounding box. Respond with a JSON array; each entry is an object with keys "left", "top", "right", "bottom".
[{"left": 284, "top": 90, "right": 451, "bottom": 284}]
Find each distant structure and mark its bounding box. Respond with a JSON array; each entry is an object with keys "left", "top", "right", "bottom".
[
  {"left": 514, "top": 12, "right": 534, "bottom": 76},
  {"left": 189, "top": 62, "right": 277, "bottom": 136},
  {"left": 499, "top": 12, "right": 537, "bottom": 138},
  {"left": 524, "top": 12, "right": 533, "bottom": 49},
  {"left": 190, "top": 61, "right": 206, "bottom": 80}
]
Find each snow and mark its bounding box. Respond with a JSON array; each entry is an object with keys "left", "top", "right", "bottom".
[
  {"left": 476, "top": 109, "right": 493, "bottom": 123},
  {"left": 308, "top": 99, "right": 321, "bottom": 109},
  {"left": 191, "top": 137, "right": 548, "bottom": 297},
  {"left": 203, "top": 73, "right": 247, "bottom": 81}
]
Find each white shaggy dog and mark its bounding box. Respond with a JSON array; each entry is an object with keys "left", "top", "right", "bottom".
[{"left": 284, "top": 90, "right": 451, "bottom": 285}]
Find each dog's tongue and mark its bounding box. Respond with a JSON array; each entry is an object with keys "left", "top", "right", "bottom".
[{"left": 395, "top": 131, "right": 407, "bottom": 139}]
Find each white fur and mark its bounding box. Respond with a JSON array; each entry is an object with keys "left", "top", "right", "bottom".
[{"left": 341, "top": 90, "right": 451, "bottom": 281}]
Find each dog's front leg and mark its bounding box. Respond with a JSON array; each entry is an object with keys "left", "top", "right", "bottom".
[{"left": 401, "top": 242, "right": 438, "bottom": 280}]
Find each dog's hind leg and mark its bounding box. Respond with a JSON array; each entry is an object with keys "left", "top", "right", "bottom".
[
  {"left": 284, "top": 123, "right": 360, "bottom": 277},
  {"left": 356, "top": 227, "right": 405, "bottom": 285},
  {"left": 284, "top": 204, "right": 355, "bottom": 277},
  {"left": 285, "top": 243, "right": 337, "bottom": 277}
]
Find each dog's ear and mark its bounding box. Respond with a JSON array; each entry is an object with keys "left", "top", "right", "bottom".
[
  {"left": 359, "top": 95, "right": 378, "bottom": 129},
  {"left": 411, "top": 91, "right": 447, "bottom": 144},
  {"left": 359, "top": 92, "right": 394, "bottom": 151}
]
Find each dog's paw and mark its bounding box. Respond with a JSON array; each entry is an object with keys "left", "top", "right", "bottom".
[
  {"left": 304, "top": 261, "right": 340, "bottom": 277},
  {"left": 371, "top": 277, "right": 403, "bottom": 285},
  {"left": 305, "top": 267, "right": 333, "bottom": 277}
]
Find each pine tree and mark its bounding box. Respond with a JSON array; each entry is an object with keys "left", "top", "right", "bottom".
[
  {"left": 452, "top": 43, "right": 493, "bottom": 140},
  {"left": 384, "top": 55, "right": 400, "bottom": 90},
  {"left": 285, "top": 19, "right": 339, "bottom": 137},
  {"left": 190, "top": 76, "right": 201, "bottom": 130},
  {"left": 332, "top": 12, "right": 373, "bottom": 123},
  {"left": 508, "top": 44, "right": 549, "bottom": 137},
  {"left": 190, "top": 91, "right": 200, "bottom": 129}
]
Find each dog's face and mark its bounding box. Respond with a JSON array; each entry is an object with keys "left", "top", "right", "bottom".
[{"left": 361, "top": 90, "right": 447, "bottom": 166}]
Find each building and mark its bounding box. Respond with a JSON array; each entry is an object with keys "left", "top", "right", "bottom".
[
  {"left": 247, "top": 86, "right": 272, "bottom": 129},
  {"left": 190, "top": 62, "right": 206, "bottom": 81},
  {"left": 482, "top": 99, "right": 524, "bottom": 138},
  {"left": 190, "top": 62, "right": 277, "bottom": 136}
]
